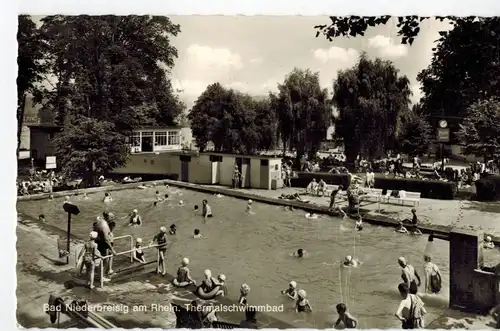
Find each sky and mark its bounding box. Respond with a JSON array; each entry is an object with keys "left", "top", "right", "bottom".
[{"left": 168, "top": 16, "right": 452, "bottom": 108}]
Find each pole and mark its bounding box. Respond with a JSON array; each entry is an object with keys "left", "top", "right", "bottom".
[
  {"left": 441, "top": 143, "right": 445, "bottom": 171},
  {"left": 66, "top": 212, "right": 71, "bottom": 265}
]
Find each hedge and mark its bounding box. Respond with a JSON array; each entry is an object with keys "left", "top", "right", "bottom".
[
  {"left": 291, "top": 172, "right": 457, "bottom": 200},
  {"left": 475, "top": 175, "right": 500, "bottom": 201}
]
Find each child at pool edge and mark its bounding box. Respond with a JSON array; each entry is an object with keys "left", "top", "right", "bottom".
[
  {"left": 484, "top": 236, "right": 495, "bottom": 249},
  {"left": 239, "top": 283, "right": 251, "bottom": 305},
  {"left": 194, "top": 229, "right": 203, "bottom": 239},
  {"left": 334, "top": 303, "right": 358, "bottom": 329},
  {"left": 281, "top": 281, "right": 298, "bottom": 299},
  {"left": 133, "top": 238, "right": 146, "bottom": 264}
]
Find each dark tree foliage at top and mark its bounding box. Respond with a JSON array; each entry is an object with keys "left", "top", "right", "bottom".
[
  {"left": 17, "top": 15, "right": 46, "bottom": 155},
  {"left": 34, "top": 15, "right": 185, "bottom": 130}
]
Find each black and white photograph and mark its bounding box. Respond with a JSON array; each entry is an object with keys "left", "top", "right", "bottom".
[{"left": 13, "top": 11, "right": 500, "bottom": 329}]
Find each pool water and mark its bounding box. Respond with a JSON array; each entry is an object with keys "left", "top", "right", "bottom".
[{"left": 17, "top": 186, "right": 500, "bottom": 329}]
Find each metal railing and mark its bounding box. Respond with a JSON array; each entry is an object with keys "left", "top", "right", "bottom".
[
  {"left": 99, "top": 242, "right": 160, "bottom": 288},
  {"left": 74, "top": 234, "right": 134, "bottom": 269}
]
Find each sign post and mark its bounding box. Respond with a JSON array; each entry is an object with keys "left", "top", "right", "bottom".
[
  {"left": 437, "top": 120, "right": 450, "bottom": 171},
  {"left": 62, "top": 202, "right": 80, "bottom": 265}
]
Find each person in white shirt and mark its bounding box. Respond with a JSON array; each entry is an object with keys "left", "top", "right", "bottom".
[{"left": 423, "top": 255, "right": 442, "bottom": 294}]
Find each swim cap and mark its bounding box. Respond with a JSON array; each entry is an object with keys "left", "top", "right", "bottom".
[
  {"left": 398, "top": 257, "right": 407, "bottom": 265},
  {"left": 89, "top": 231, "right": 98, "bottom": 239},
  {"left": 204, "top": 269, "right": 212, "bottom": 277},
  {"left": 108, "top": 212, "right": 115, "bottom": 219},
  {"left": 345, "top": 255, "right": 352, "bottom": 262},
  {"left": 289, "top": 281, "right": 297, "bottom": 288},
  {"left": 486, "top": 236, "right": 492, "bottom": 242},
  {"left": 182, "top": 257, "right": 190, "bottom": 266},
  {"left": 179, "top": 200, "right": 184, "bottom": 205},
  {"left": 133, "top": 209, "right": 138, "bottom": 213},
  {"left": 298, "top": 289, "right": 306, "bottom": 298},
  {"left": 65, "top": 196, "right": 70, "bottom": 201},
  {"left": 411, "top": 208, "right": 416, "bottom": 212},
  {"left": 218, "top": 274, "right": 226, "bottom": 281},
  {"left": 136, "top": 238, "right": 142, "bottom": 244},
  {"left": 160, "top": 226, "right": 167, "bottom": 233},
  {"left": 241, "top": 283, "right": 250, "bottom": 291},
  {"left": 248, "top": 199, "right": 253, "bottom": 204}
]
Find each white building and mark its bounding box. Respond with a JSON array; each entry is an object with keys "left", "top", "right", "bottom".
[{"left": 127, "top": 126, "right": 194, "bottom": 153}]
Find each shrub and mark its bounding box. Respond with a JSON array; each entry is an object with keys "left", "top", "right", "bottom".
[
  {"left": 475, "top": 175, "right": 500, "bottom": 201},
  {"left": 292, "top": 172, "right": 457, "bottom": 200},
  {"left": 373, "top": 176, "right": 457, "bottom": 200}
]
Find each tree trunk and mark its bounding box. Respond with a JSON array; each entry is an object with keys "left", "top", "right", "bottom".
[{"left": 16, "top": 94, "right": 27, "bottom": 158}]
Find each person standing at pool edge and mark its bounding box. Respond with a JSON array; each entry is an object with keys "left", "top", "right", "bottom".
[
  {"left": 398, "top": 257, "right": 421, "bottom": 294},
  {"left": 95, "top": 214, "right": 117, "bottom": 280},
  {"left": 151, "top": 226, "right": 168, "bottom": 275}
]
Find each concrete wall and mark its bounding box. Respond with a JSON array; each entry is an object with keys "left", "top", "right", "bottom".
[
  {"left": 250, "top": 159, "right": 261, "bottom": 189},
  {"left": 471, "top": 269, "right": 498, "bottom": 313},
  {"left": 189, "top": 154, "right": 212, "bottom": 184},
  {"left": 219, "top": 155, "right": 236, "bottom": 186},
  {"left": 113, "top": 153, "right": 182, "bottom": 177}
]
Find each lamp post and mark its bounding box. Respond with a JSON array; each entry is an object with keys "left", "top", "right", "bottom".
[
  {"left": 437, "top": 120, "right": 449, "bottom": 171},
  {"left": 62, "top": 202, "right": 80, "bottom": 265}
]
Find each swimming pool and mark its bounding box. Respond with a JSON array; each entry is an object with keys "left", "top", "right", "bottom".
[{"left": 16, "top": 186, "right": 500, "bottom": 328}]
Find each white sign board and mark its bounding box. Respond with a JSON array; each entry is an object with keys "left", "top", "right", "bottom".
[{"left": 46, "top": 156, "right": 57, "bottom": 169}]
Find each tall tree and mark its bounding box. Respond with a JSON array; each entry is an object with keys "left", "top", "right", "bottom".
[
  {"left": 272, "top": 68, "right": 331, "bottom": 160},
  {"left": 17, "top": 15, "right": 45, "bottom": 155},
  {"left": 456, "top": 98, "right": 500, "bottom": 162},
  {"left": 35, "top": 15, "right": 184, "bottom": 129},
  {"left": 53, "top": 117, "right": 130, "bottom": 186},
  {"left": 189, "top": 83, "right": 259, "bottom": 154},
  {"left": 254, "top": 99, "right": 277, "bottom": 151},
  {"left": 417, "top": 18, "right": 500, "bottom": 139},
  {"left": 396, "top": 111, "right": 432, "bottom": 157},
  {"left": 333, "top": 54, "right": 411, "bottom": 163}
]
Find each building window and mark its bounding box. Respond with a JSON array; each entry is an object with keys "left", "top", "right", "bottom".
[
  {"left": 168, "top": 131, "right": 180, "bottom": 145},
  {"left": 154, "top": 131, "right": 167, "bottom": 146},
  {"left": 129, "top": 132, "right": 141, "bottom": 147},
  {"left": 142, "top": 131, "right": 153, "bottom": 137}
]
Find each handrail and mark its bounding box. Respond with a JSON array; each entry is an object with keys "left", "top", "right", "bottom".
[
  {"left": 113, "top": 234, "right": 134, "bottom": 263},
  {"left": 100, "top": 243, "right": 160, "bottom": 288}
]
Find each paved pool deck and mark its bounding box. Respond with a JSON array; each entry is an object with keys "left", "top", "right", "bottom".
[{"left": 225, "top": 186, "right": 500, "bottom": 237}]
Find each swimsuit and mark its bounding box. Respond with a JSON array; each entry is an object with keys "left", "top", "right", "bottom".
[
  {"left": 157, "top": 233, "right": 167, "bottom": 252},
  {"left": 177, "top": 267, "right": 189, "bottom": 282},
  {"left": 134, "top": 248, "right": 144, "bottom": 260}
]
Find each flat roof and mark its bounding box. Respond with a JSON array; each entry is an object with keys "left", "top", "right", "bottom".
[
  {"left": 200, "top": 152, "right": 282, "bottom": 160},
  {"left": 132, "top": 126, "right": 185, "bottom": 131}
]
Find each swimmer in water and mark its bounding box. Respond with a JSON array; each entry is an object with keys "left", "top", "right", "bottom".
[
  {"left": 63, "top": 196, "right": 70, "bottom": 204},
  {"left": 343, "top": 255, "right": 359, "bottom": 268},
  {"left": 334, "top": 303, "right": 358, "bottom": 329},
  {"left": 239, "top": 283, "right": 251, "bottom": 305},
  {"left": 133, "top": 238, "right": 146, "bottom": 264},
  {"left": 305, "top": 213, "right": 318, "bottom": 219},
  {"left": 103, "top": 192, "right": 112, "bottom": 203},
  {"left": 38, "top": 214, "right": 46, "bottom": 223},
  {"left": 178, "top": 200, "right": 184, "bottom": 206},
  {"left": 129, "top": 209, "right": 142, "bottom": 226},
  {"left": 245, "top": 200, "right": 253, "bottom": 213},
  {"left": 169, "top": 224, "right": 177, "bottom": 235},
  {"left": 395, "top": 221, "right": 408, "bottom": 234},
  {"left": 153, "top": 201, "right": 158, "bottom": 207},
  {"left": 281, "top": 281, "right": 298, "bottom": 299},
  {"left": 331, "top": 205, "right": 347, "bottom": 219},
  {"left": 49, "top": 194, "right": 54, "bottom": 200},
  {"left": 83, "top": 193, "right": 88, "bottom": 199},
  {"left": 484, "top": 236, "right": 495, "bottom": 249},
  {"left": 355, "top": 216, "right": 363, "bottom": 231},
  {"left": 193, "top": 229, "right": 203, "bottom": 239},
  {"left": 295, "top": 289, "right": 312, "bottom": 312},
  {"left": 155, "top": 190, "right": 162, "bottom": 201},
  {"left": 293, "top": 249, "right": 306, "bottom": 258},
  {"left": 194, "top": 205, "right": 199, "bottom": 211},
  {"left": 202, "top": 199, "right": 213, "bottom": 220}
]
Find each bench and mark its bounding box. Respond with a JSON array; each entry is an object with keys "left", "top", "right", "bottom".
[{"left": 383, "top": 190, "right": 421, "bottom": 207}]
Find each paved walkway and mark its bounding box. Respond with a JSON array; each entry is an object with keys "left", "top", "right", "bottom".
[
  {"left": 16, "top": 222, "right": 177, "bottom": 328},
  {"left": 233, "top": 187, "right": 500, "bottom": 236}
]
